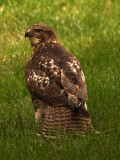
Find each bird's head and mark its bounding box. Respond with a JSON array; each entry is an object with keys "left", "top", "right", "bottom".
[{"left": 25, "top": 24, "right": 57, "bottom": 46}]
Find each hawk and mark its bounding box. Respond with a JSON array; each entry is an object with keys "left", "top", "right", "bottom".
[{"left": 25, "top": 24, "right": 94, "bottom": 136}]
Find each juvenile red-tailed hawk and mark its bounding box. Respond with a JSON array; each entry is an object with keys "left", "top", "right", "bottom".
[{"left": 25, "top": 24, "right": 94, "bottom": 136}]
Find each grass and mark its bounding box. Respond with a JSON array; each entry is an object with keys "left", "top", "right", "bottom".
[{"left": 0, "top": 0, "right": 120, "bottom": 159}]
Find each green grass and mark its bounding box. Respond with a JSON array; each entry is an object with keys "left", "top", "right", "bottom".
[{"left": 0, "top": 0, "right": 120, "bottom": 159}]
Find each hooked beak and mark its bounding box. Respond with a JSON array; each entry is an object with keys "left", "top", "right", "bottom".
[{"left": 25, "top": 31, "right": 32, "bottom": 38}]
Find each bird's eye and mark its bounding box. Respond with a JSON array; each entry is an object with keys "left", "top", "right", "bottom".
[{"left": 35, "top": 29, "right": 42, "bottom": 33}]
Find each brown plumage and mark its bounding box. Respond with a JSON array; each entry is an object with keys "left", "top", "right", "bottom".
[{"left": 25, "top": 24, "right": 94, "bottom": 136}]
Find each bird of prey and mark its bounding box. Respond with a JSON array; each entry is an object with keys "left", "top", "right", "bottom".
[{"left": 25, "top": 24, "right": 94, "bottom": 136}]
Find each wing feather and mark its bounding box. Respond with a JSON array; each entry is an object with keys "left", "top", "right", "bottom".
[{"left": 61, "top": 56, "right": 88, "bottom": 102}]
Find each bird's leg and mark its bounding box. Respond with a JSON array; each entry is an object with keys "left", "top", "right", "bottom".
[{"left": 32, "top": 99, "right": 47, "bottom": 132}]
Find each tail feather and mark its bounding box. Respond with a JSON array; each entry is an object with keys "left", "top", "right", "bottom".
[{"left": 38, "top": 105, "right": 95, "bottom": 136}]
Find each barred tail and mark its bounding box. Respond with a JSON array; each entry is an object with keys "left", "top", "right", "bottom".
[{"left": 37, "top": 105, "right": 95, "bottom": 136}]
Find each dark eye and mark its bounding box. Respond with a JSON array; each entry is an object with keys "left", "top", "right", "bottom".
[{"left": 35, "top": 29, "right": 42, "bottom": 33}]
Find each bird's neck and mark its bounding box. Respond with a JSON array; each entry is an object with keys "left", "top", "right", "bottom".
[{"left": 33, "top": 38, "right": 58, "bottom": 50}]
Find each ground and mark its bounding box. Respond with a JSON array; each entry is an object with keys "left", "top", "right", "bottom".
[{"left": 0, "top": 0, "right": 120, "bottom": 159}]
